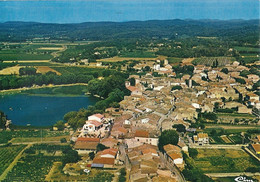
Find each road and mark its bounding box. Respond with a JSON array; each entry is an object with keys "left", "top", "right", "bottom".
[
  {"left": 189, "top": 144, "right": 248, "bottom": 149},
  {"left": 119, "top": 143, "right": 130, "bottom": 170},
  {"left": 206, "top": 172, "right": 260, "bottom": 178},
  {"left": 159, "top": 152, "right": 186, "bottom": 182}
]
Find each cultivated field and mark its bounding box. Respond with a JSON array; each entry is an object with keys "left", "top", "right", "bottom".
[
  {"left": 38, "top": 47, "right": 63, "bottom": 50},
  {"left": 0, "top": 43, "right": 64, "bottom": 61},
  {"left": 0, "top": 65, "right": 23, "bottom": 75},
  {"left": 36, "top": 66, "right": 61, "bottom": 75},
  {"left": 194, "top": 149, "right": 259, "bottom": 173},
  {"left": 0, "top": 130, "right": 70, "bottom": 144},
  {"left": 96, "top": 56, "right": 159, "bottom": 62},
  {"left": 0, "top": 145, "right": 26, "bottom": 175},
  {"left": 181, "top": 58, "right": 195, "bottom": 65}
]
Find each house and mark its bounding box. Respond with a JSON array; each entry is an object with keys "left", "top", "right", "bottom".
[
  {"left": 134, "top": 130, "right": 158, "bottom": 146},
  {"left": 249, "top": 144, "right": 260, "bottom": 155},
  {"left": 237, "top": 105, "right": 252, "bottom": 114},
  {"left": 74, "top": 137, "right": 100, "bottom": 154},
  {"left": 247, "top": 74, "right": 259, "bottom": 83},
  {"left": 193, "top": 133, "right": 209, "bottom": 145},
  {"left": 101, "top": 138, "right": 119, "bottom": 148},
  {"left": 88, "top": 114, "right": 104, "bottom": 122},
  {"left": 126, "top": 86, "right": 143, "bottom": 96},
  {"left": 111, "top": 126, "right": 127, "bottom": 139},
  {"left": 82, "top": 120, "right": 103, "bottom": 132},
  {"left": 246, "top": 93, "right": 259, "bottom": 101},
  {"left": 92, "top": 148, "right": 118, "bottom": 168},
  {"left": 163, "top": 144, "right": 183, "bottom": 165}
]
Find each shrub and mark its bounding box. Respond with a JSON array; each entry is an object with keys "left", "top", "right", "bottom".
[
  {"left": 188, "top": 148, "right": 198, "bottom": 159},
  {"left": 60, "top": 138, "right": 67, "bottom": 143}
]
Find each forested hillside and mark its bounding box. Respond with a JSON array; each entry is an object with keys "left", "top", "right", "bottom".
[{"left": 0, "top": 19, "right": 259, "bottom": 43}]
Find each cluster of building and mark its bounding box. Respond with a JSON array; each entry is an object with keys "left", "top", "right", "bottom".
[{"left": 68, "top": 59, "right": 259, "bottom": 181}]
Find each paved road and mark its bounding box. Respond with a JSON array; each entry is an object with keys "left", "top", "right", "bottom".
[{"left": 119, "top": 143, "right": 130, "bottom": 170}]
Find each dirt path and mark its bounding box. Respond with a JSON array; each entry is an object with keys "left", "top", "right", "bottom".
[
  {"left": 206, "top": 172, "right": 260, "bottom": 178},
  {"left": 0, "top": 83, "right": 88, "bottom": 94},
  {"left": 205, "top": 125, "right": 258, "bottom": 130},
  {"left": 0, "top": 144, "right": 31, "bottom": 181},
  {"left": 45, "top": 162, "right": 62, "bottom": 181}
]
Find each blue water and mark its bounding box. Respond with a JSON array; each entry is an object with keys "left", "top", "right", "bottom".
[
  {"left": 0, "top": 94, "right": 98, "bottom": 126},
  {"left": 0, "top": 0, "right": 258, "bottom": 23}
]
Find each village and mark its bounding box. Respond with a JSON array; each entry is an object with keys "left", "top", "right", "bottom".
[{"left": 67, "top": 59, "right": 260, "bottom": 182}]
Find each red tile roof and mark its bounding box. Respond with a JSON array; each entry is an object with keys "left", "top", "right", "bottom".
[
  {"left": 169, "top": 153, "right": 182, "bottom": 160},
  {"left": 77, "top": 137, "right": 100, "bottom": 142},
  {"left": 93, "top": 157, "right": 115, "bottom": 165},
  {"left": 127, "top": 86, "right": 139, "bottom": 92},
  {"left": 90, "top": 120, "right": 102, "bottom": 127},
  {"left": 135, "top": 130, "right": 149, "bottom": 138},
  {"left": 92, "top": 113, "right": 104, "bottom": 118},
  {"left": 74, "top": 141, "right": 99, "bottom": 150}
]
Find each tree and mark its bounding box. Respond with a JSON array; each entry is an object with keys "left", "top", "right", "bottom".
[
  {"left": 0, "top": 111, "right": 7, "bottom": 129},
  {"left": 240, "top": 70, "right": 250, "bottom": 78},
  {"left": 188, "top": 148, "right": 198, "bottom": 158},
  {"left": 54, "top": 120, "right": 64, "bottom": 131},
  {"left": 96, "top": 143, "right": 109, "bottom": 152},
  {"left": 89, "top": 152, "right": 95, "bottom": 160},
  {"left": 118, "top": 168, "right": 126, "bottom": 182},
  {"left": 210, "top": 129, "right": 217, "bottom": 136},
  {"left": 235, "top": 78, "right": 246, "bottom": 84},
  {"left": 221, "top": 68, "right": 229, "bottom": 74},
  {"left": 172, "top": 124, "right": 186, "bottom": 133},
  {"left": 202, "top": 112, "right": 218, "bottom": 121},
  {"left": 62, "top": 148, "right": 81, "bottom": 165},
  {"left": 129, "top": 77, "right": 135, "bottom": 86},
  {"left": 64, "top": 111, "right": 77, "bottom": 122},
  {"left": 158, "top": 130, "right": 179, "bottom": 151},
  {"left": 19, "top": 67, "right": 37, "bottom": 76},
  {"left": 60, "top": 138, "right": 67, "bottom": 143},
  {"left": 171, "top": 85, "right": 182, "bottom": 91}
]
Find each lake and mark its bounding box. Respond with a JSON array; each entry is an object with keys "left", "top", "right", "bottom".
[{"left": 0, "top": 94, "right": 99, "bottom": 126}]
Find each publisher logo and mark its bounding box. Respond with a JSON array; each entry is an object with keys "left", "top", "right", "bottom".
[{"left": 234, "top": 176, "right": 254, "bottom": 182}]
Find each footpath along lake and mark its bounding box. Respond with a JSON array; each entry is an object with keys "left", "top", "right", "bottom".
[{"left": 0, "top": 94, "right": 99, "bottom": 126}]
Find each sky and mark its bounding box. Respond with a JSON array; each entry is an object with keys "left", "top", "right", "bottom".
[{"left": 0, "top": 0, "right": 259, "bottom": 23}]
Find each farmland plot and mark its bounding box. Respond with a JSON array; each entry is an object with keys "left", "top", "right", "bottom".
[{"left": 0, "top": 145, "right": 26, "bottom": 175}]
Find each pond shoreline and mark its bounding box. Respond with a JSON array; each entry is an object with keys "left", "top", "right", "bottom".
[{"left": 0, "top": 83, "right": 88, "bottom": 95}]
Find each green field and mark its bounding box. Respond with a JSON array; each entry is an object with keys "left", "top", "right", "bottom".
[
  {"left": 52, "top": 66, "right": 105, "bottom": 75},
  {"left": 0, "top": 145, "right": 26, "bottom": 175},
  {"left": 0, "top": 130, "right": 69, "bottom": 144},
  {"left": 167, "top": 57, "right": 183, "bottom": 64},
  {"left": 193, "top": 149, "right": 259, "bottom": 173},
  {"left": 0, "top": 44, "right": 63, "bottom": 61},
  {"left": 18, "top": 62, "right": 61, "bottom": 66},
  {"left": 4, "top": 153, "right": 62, "bottom": 181},
  {"left": 234, "top": 46, "right": 259, "bottom": 53},
  {"left": 217, "top": 113, "right": 256, "bottom": 120}
]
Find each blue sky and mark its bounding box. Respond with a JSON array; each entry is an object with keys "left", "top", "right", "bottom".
[{"left": 0, "top": 0, "right": 259, "bottom": 23}]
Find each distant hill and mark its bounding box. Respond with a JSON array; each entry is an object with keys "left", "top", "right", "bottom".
[{"left": 0, "top": 19, "right": 259, "bottom": 42}]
